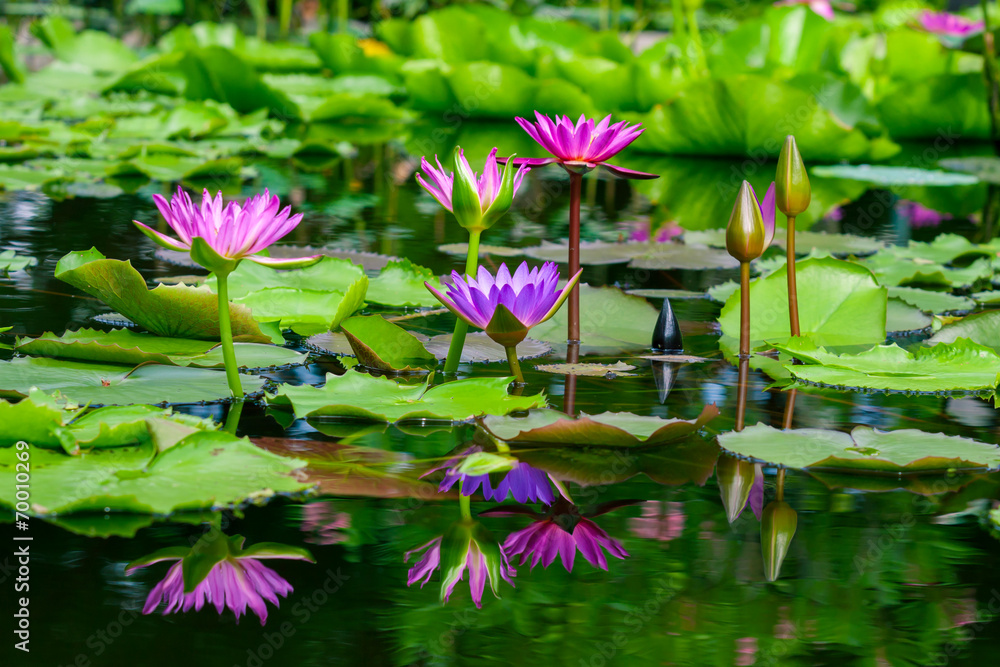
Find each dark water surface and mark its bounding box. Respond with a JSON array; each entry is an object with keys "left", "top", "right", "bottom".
[{"left": 3, "top": 147, "right": 1000, "bottom": 666}]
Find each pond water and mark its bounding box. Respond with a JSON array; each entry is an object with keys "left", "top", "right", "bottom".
[{"left": 3, "top": 137, "right": 1000, "bottom": 666}]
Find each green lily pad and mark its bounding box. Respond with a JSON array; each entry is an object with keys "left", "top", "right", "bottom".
[
  {"left": 0, "top": 357, "right": 266, "bottom": 405},
  {"left": 887, "top": 286, "right": 976, "bottom": 314},
  {"left": 770, "top": 337, "right": 1000, "bottom": 393},
  {"left": 683, "top": 229, "right": 884, "bottom": 256},
  {"left": 888, "top": 234, "right": 1000, "bottom": 265},
  {"left": 480, "top": 404, "right": 718, "bottom": 448},
  {"left": 266, "top": 372, "right": 545, "bottom": 423},
  {"left": 306, "top": 331, "right": 551, "bottom": 363},
  {"left": 857, "top": 254, "right": 993, "bottom": 288},
  {"left": 529, "top": 284, "right": 660, "bottom": 355},
  {"left": 886, "top": 298, "right": 933, "bottom": 334},
  {"left": 627, "top": 244, "right": 741, "bottom": 271},
  {"left": 0, "top": 430, "right": 310, "bottom": 516},
  {"left": 810, "top": 165, "right": 979, "bottom": 186},
  {"left": 718, "top": 424, "right": 1000, "bottom": 473},
  {"left": 56, "top": 249, "right": 279, "bottom": 343},
  {"left": 0, "top": 249, "right": 36, "bottom": 273},
  {"left": 625, "top": 289, "right": 705, "bottom": 300},
  {"left": 15, "top": 328, "right": 305, "bottom": 369},
  {"left": 366, "top": 259, "right": 444, "bottom": 308},
  {"left": 928, "top": 311, "right": 1000, "bottom": 352},
  {"left": 534, "top": 362, "right": 636, "bottom": 377},
  {"left": 234, "top": 286, "right": 367, "bottom": 335},
  {"left": 938, "top": 157, "right": 1000, "bottom": 185},
  {"left": 719, "top": 258, "right": 887, "bottom": 348},
  {"left": 157, "top": 246, "right": 398, "bottom": 272},
  {"left": 522, "top": 241, "right": 645, "bottom": 266},
  {"left": 340, "top": 315, "right": 437, "bottom": 373}
]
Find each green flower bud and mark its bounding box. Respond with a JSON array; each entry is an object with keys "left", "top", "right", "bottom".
[
  {"left": 726, "top": 181, "right": 766, "bottom": 263},
  {"left": 761, "top": 500, "right": 798, "bottom": 582},
  {"left": 451, "top": 147, "right": 485, "bottom": 232},
  {"left": 775, "top": 135, "right": 811, "bottom": 216}
]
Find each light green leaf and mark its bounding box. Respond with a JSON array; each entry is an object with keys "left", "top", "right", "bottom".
[
  {"left": 366, "top": 259, "right": 445, "bottom": 308},
  {"left": 340, "top": 315, "right": 437, "bottom": 372},
  {"left": 928, "top": 311, "right": 1000, "bottom": 352},
  {"left": 810, "top": 164, "right": 979, "bottom": 186},
  {"left": 887, "top": 286, "right": 976, "bottom": 314}
]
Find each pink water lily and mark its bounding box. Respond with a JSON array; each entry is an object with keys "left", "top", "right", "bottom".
[
  {"left": 417, "top": 148, "right": 530, "bottom": 214},
  {"left": 510, "top": 112, "right": 657, "bottom": 179},
  {"left": 426, "top": 261, "right": 581, "bottom": 343},
  {"left": 773, "top": 0, "right": 836, "bottom": 21},
  {"left": 134, "top": 187, "right": 319, "bottom": 269},
  {"left": 126, "top": 535, "right": 313, "bottom": 625},
  {"left": 759, "top": 182, "right": 777, "bottom": 250},
  {"left": 918, "top": 10, "right": 984, "bottom": 37}
]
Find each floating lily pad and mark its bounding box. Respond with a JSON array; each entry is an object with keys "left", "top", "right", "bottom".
[
  {"left": 266, "top": 372, "right": 544, "bottom": 423},
  {"left": 810, "top": 165, "right": 979, "bottom": 186},
  {"left": 203, "top": 255, "right": 366, "bottom": 299},
  {"left": 366, "top": 259, "right": 444, "bottom": 308},
  {"left": 340, "top": 315, "right": 437, "bottom": 373},
  {"left": 718, "top": 424, "right": 1000, "bottom": 472},
  {"left": 625, "top": 289, "right": 705, "bottom": 300},
  {"left": 628, "top": 244, "right": 741, "bottom": 270},
  {"left": 55, "top": 249, "right": 279, "bottom": 343},
  {"left": 307, "top": 331, "right": 550, "bottom": 363},
  {"left": 534, "top": 362, "right": 636, "bottom": 377},
  {"left": 887, "top": 286, "right": 976, "bottom": 314},
  {"left": 15, "top": 328, "right": 305, "bottom": 369},
  {"left": 0, "top": 249, "right": 36, "bottom": 273},
  {"left": 770, "top": 337, "right": 1000, "bottom": 393},
  {"left": 683, "top": 229, "right": 884, "bottom": 256},
  {"left": 437, "top": 243, "right": 524, "bottom": 258},
  {"left": 155, "top": 246, "right": 398, "bottom": 272},
  {"left": 480, "top": 405, "right": 719, "bottom": 448},
  {"left": 886, "top": 298, "right": 933, "bottom": 334},
  {"left": 0, "top": 430, "right": 311, "bottom": 516},
  {"left": 719, "top": 258, "right": 887, "bottom": 348},
  {"left": 233, "top": 286, "right": 367, "bottom": 335},
  {"left": 858, "top": 254, "right": 993, "bottom": 288},
  {"left": 928, "top": 311, "right": 1000, "bottom": 352},
  {"left": 888, "top": 234, "right": 1000, "bottom": 264},
  {"left": 523, "top": 240, "right": 646, "bottom": 266},
  {"left": 937, "top": 157, "right": 1000, "bottom": 185},
  {"left": 0, "top": 357, "right": 266, "bottom": 405},
  {"left": 529, "top": 284, "right": 660, "bottom": 355}
]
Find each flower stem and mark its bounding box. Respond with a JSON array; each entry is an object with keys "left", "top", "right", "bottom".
[
  {"left": 459, "top": 484, "right": 472, "bottom": 521},
  {"left": 215, "top": 271, "right": 244, "bottom": 398},
  {"left": 739, "top": 261, "right": 751, "bottom": 358},
  {"left": 505, "top": 346, "right": 524, "bottom": 384},
  {"left": 568, "top": 171, "right": 583, "bottom": 346},
  {"left": 443, "top": 229, "right": 482, "bottom": 374},
  {"left": 786, "top": 215, "right": 800, "bottom": 337},
  {"left": 223, "top": 398, "right": 244, "bottom": 435}
]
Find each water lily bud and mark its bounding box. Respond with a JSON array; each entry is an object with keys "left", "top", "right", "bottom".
[
  {"left": 480, "top": 156, "right": 519, "bottom": 231},
  {"left": 652, "top": 297, "right": 683, "bottom": 352},
  {"left": 761, "top": 500, "right": 798, "bottom": 582},
  {"left": 451, "top": 147, "right": 485, "bottom": 231},
  {"left": 717, "top": 455, "right": 756, "bottom": 524},
  {"left": 726, "top": 181, "right": 766, "bottom": 263},
  {"left": 775, "top": 136, "right": 811, "bottom": 216}
]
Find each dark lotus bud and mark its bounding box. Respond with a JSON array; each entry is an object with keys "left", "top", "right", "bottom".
[
  {"left": 775, "top": 136, "right": 811, "bottom": 216},
  {"left": 652, "top": 297, "right": 682, "bottom": 352},
  {"left": 761, "top": 500, "right": 798, "bottom": 582}
]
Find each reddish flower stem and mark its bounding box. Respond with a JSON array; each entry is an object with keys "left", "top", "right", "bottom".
[
  {"left": 568, "top": 171, "right": 583, "bottom": 346},
  {"left": 786, "top": 215, "right": 800, "bottom": 337},
  {"left": 739, "top": 261, "right": 751, "bottom": 358}
]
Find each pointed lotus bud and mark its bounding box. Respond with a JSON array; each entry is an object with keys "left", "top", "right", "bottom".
[
  {"left": 761, "top": 500, "right": 797, "bottom": 582},
  {"left": 775, "top": 136, "right": 811, "bottom": 216},
  {"left": 651, "top": 361, "right": 677, "bottom": 403},
  {"left": 451, "top": 147, "right": 485, "bottom": 232},
  {"left": 652, "top": 297, "right": 682, "bottom": 352},
  {"left": 717, "top": 455, "right": 757, "bottom": 524},
  {"left": 726, "top": 181, "right": 766, "bottom": 263}
]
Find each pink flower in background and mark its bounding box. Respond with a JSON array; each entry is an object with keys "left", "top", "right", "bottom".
[
  {"left": 629, "top": 501, "right": 686, "bottom": 541},
  {"left": 300, "top": 501, "right": 352, "bottom": 545},
  {"left": 773, "top": 0, "right": 836, "bottom": 21},
  {"left": 898, "top": 200, "right": 950, "bottom": 228},
  {"left": 134, "top": 187, "right": 318, "bottom": 268},
  {"left": 628, "top": 222, "right": 684, "bottom": 243},
  {"left": 918, "top": 11, "right": 984, "bottom": 37},
  {"left": 416, "top": 148, "right": 530, "bottom": 214}
]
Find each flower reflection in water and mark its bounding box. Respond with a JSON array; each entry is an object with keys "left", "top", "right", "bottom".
[
  {"left": 126, "top": 529, "right": 313, "bottom": 625},
  {"left": 300, "top": 500, "right": 352, "bottom": 545},
  {"left": 482, "top": 498, "right": 634, "bottom": 571},
  {"left": 425, "top": 445, "right": 556, "bottom": 505},
  {"left": 629, "top": 501, "right": 685, "bottom": 541}
]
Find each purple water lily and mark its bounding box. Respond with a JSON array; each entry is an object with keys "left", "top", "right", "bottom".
[
  {"left": 429, "top": 446, "right": 556, "bottom": 505},
  {"left": 511, "top": 112, "right": 657, "bottom": 180},
  {"left": 404, "top": 524, "right": 516, "bottom": 608},
  {"left": 134, "top": 187, "right": 318, "bottom": 269},
  {"left": 417, "top": 147, "right": 530, "bottom": 215},
  {"left": 426, "top": 262, "right": 581, "bottom": 337},
  {"left": 918, "top": 10, "right": 984, "bottom": 37},
  {"left": 126, "top": 534, "right": 313, "bottom": 625}
]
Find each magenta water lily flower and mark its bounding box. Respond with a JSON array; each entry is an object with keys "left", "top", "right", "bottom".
[
  {"left": 126, "top": 533, "right": 313, "bottom": 626},
  {"left": 426, "top": 261, "right": 582, "bottom": 382},
  {"left": 417, "top": 148, "right": 530, "bottom": 225},
  {"left": 511, "top": 112, "right": 657, "bottom": 179},
  {"left": 918, "top": 10, "right": 984, "bottom": 37},
  {"left": 898, "top": 200, "right": 950, "bottom": 228},
  {"left": 404, "top": 522, "right": 516, "bottom": 608},
  {"left": 134, "top": 187, "right": 319, "bottom": 270}
]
